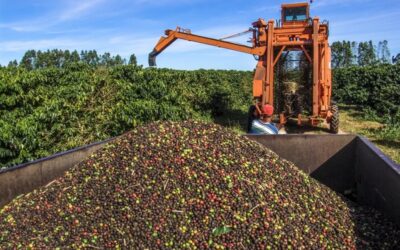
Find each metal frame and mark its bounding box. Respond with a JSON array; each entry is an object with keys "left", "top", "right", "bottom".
[{"left": 149, "top": 2, "right": 333, "bottom": 127}]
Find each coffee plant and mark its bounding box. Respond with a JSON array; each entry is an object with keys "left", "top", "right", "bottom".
[
  {"left": 0, "top": 64, "right": 253, "bottom": 168},
  {"left": 1, "top": 61, "right": 399, "bottom": 169}
]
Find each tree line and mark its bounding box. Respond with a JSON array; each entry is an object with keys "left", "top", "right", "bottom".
[
  {"left": 5, "top": 49, "right": 138, "bottom": 70},
  {"left": 3, "top": 40, "right": 399, "bottom": 70},
  {"left": 330, "top": 40, "right": 399, "bottom": 68}
]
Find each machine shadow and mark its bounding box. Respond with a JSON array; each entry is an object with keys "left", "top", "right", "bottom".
[
  {"left": 285, "top": 122, "right": 332, "bottom": 134},
  {"left": 212, "top": 109, "right": 249, "bottom": 133},
  {"left": 373, "top": 139, "right": 400, "bottom": 150},
  {"left": 309, "top": 139, "right": 399, "bottom": 249},
  {"left": 337, "top": 195, "right": 400, "bottom": 249},
  {"left": 310, "top": 138, "right": 357, "bottom": 197},
  {"left": 308, "top": 139, "right": 365, "bottom": 248}
]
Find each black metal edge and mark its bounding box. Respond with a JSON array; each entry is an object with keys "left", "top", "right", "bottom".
[
  {"left": 0, "top": 137, "right": 116, "bottom": 175},
  {"left": 244, "top": 134, "right": 358, "bottom": 138},
  {"left": 356, "top": 135, "right": 400, "bottom": 174},
  {"left": 2, "top": 134, "right": 395, "bottom": 175}
]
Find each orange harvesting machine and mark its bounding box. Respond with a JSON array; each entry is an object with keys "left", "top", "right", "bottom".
[{"left": 149, "top": 2, "right": 339, "bottom": 133}]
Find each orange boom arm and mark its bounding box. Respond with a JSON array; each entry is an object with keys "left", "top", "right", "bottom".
[{"left": 148, "top": 27, "right": 266, "bottom": 66}]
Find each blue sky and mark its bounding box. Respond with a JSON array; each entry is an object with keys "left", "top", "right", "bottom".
[{"left": 0, "top": 0, "right": 399, "bottom": 70}]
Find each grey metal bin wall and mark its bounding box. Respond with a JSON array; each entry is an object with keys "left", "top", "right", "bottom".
[
  {"left": 0, "top": 135, "right": 399, "bottom": 226},
  {"left": 0, "top": 139, "right": 113, "bottom": 208},
  {"left": 246, "top": 134, "right": 400, "bottom": 226}
]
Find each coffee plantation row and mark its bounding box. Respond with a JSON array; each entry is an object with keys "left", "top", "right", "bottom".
[
  {"left": 1, "top": 63, "right": 399, "bottom": 168},
  {"left": 334, "top": 64, "right": 400, "bottom": 117},
  {"left": 0, "top": 64, "right": 253, "bottom": 168}
]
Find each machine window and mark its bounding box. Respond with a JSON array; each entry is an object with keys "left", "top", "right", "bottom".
[{"left": 284, "top": 7, "right": 307, "bottom": 21}]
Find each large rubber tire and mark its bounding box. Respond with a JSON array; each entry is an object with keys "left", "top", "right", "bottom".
[
  {"left": 330, "top": 104, "right": 339, "bottom": 134},
  {"left": 247, "top": 105, "right": 257, "bottom": 133}
]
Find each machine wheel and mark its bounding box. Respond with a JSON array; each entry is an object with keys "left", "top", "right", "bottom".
[
  {"left": 329, "top": 104, "right": 339, "bottom": 134},
  {"left": 247, "top": 105, "right": 257, "bottom": 133}
]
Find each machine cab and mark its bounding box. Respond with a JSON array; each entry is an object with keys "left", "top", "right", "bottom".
[{"left": 281, "top": 2, "right": 310, "bottom": 27}]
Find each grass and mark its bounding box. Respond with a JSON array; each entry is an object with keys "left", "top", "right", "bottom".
[{"left": 339, "top": 105, "right": 400, "bottom": 164}]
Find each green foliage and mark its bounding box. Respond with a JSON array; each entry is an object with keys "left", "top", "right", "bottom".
[
  {"left": 333, "top": 64, "right": 400, "bottom": 116},
  {"left": 375, "top": 123, "right": 400, "bottom": 143},
  {"left": 378, "top": 109, "right": 400, "bottom": 142},
  {"left": 17, "top": 49, "right": 133, "bottom": 70},
  {"left": 331, "top": 40, "right": 391, "bottom": 68},
  {"left": 393, "top": 53, "right": 400, "bottom": 64},
  {"left": 377, "top": 40, "right": 391, "bottom": 63},
  {"left": 331, "top": 41, "right": 356, "bottom": 68},
  {"left": 1, "top": 51, "right": 399, "bottom": 169},
  {"left": 334, "top": 64, "right": 400, "bottom": 146},
  {"left": 212, "top": 226, "right": 232, "bottom": 236},
  {"left": 0, "top": 65, "right": 252, "bottom": 168},
  {"left": 7, "top": 60, "right": 18, "bottom": 68},
  {"left": 128, "top": 54, "right": 137, "bottom": 66},
  {"left": 358, "top": 41, "right": 377, "bottom": 66},
  {"left": 20, "top": 50, "right": 36, "bottom": 70}
]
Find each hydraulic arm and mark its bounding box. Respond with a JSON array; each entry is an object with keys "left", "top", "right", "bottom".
[{"left": 149, "top": 26, "right": 266, "bottom": 67}]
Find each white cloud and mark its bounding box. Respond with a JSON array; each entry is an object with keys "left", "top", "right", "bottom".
[
  {"left": 313, "top": 0, "right": 373, "bottom": 8},
  {"left": 0, "top": 0, "right": 106, "bottom": 32},
  {"left": 59, "top": 0, "right": 106, "bottom": 21},
  {"left": 0, "top": 24, "right": 252, "bottom": 63},
  {"left": 100, "top": 25, "right": 253, "bottom": 57},
  {"left": 238, "top": 4, "right": 280, "bottom": 14},
  {"left": 0, "top": 19, "right": 49, "bottom": 32},
  {"left": 0, "top": 35, "right": 156, "bottom": 57},
  {"left": 330, "top": 11, "right": 400, "bottom": 28},
  {"left": 0, "top": 39, "right": 87, "bottom": 52},
  {"left": 133, "top": 0, "right": 194, "bottom": 4}
]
